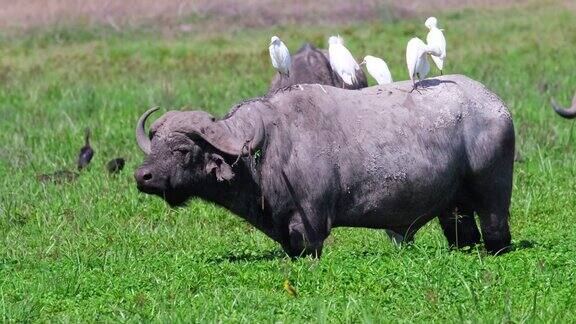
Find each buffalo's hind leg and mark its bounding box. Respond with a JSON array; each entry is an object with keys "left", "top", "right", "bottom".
[
  {"left": 466, "top": 116, "right": 514, "bottom": 255},
  {"left": 477, "top": 202, "right": 512, "bottom": 255},
  {"left": 438, "top": 206, "right": 481, "bottom": 249},
  {"left": 471, "top": 170, "right": 513, "bottom": 255}
]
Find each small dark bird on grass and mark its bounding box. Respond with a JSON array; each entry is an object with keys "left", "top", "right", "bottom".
[
  {"left": 77, "top": 128, "right": 94, "bottom": 170},
  {"left": 106, "top": 158, "right": 125, "bottom": 174}
]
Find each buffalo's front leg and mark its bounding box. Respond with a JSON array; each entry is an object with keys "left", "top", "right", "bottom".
[
  {"left": 278, "top": 169, "right": 334, "bottom": 258},
  {"left": 281, "top": 212, "right": 328, "bottom": 258}
]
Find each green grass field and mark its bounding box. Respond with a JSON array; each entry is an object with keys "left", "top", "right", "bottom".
[{"left": 1, "top": 2, "right": 575, "bottom": 322}]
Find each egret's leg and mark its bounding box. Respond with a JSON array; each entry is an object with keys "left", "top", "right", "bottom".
[
  {"left": 410, "top": 81, "right": 422, "bottom": 94},
  {"left": 412, "top": 74, "right": 423, "bottom": 92}
]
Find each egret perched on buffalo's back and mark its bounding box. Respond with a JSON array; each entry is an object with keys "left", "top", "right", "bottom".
[
  {"left": 425, "top": 17, "right": 446, "bottom": 74},
  {"left": 406, "top": 37, "right": 442, "bottom": 90},
  {"left": 328, "top": 35, "right": 361, "bottom": 87},
  {"left": 361, "top": 55, "right": 393, "bottom": 85},
  {"left": 269, "top": 36, "right": 291, "bottom": 78}
]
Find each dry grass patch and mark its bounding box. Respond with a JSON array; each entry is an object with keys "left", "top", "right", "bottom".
[{"left": 0, "top": 0, "right": 537, "bottom": 33}]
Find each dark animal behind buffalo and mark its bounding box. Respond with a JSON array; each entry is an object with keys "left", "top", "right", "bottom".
[
  {"left": 77, "top": 128, "right": 94, "bottom": 170},
  {"left": 106, "top": 158, "right": 125, "bottom": 174},
  {"left": 268, "top": 43, "right": 368, "bottom": 93}
]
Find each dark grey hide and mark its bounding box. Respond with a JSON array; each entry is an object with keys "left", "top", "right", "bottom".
[
  {"left": 551, "top": 91, "right": 576, "bottom": 119},
  {"left": 268, "top": 43, "right": 367, "bottom": 93},
  {"left": 135, "top": 74, "right": 514, "bottom": 257}
]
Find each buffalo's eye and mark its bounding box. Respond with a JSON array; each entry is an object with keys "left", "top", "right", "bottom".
[
  {"left": 175, "top": 148, "right": 189, "bottom": 154},
  {"left": 173, "top": 148, "right": 193, "bottom": 165}
]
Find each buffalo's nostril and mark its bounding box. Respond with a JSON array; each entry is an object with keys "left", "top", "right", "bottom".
[{"left": 135, "top": 168, "right": 153, "bottom": 185}]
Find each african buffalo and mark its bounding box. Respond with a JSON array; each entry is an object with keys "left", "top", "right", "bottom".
[
  {"left": 135, "top": 75, "right": 514, "bottom": 257},
  {"left": 269, "top": 43, "right": 367, "bottom": 93},
  {"left": 551, "top": 91, "right": 576, "bottom": 119}
]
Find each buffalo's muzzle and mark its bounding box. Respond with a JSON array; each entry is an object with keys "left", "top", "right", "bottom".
[{"left": 134, "top": 166, "right": 155, "bottom": 191}]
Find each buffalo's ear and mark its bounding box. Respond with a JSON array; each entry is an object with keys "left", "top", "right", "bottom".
[{"left": 205, "top": 153, "right": 235, "bottom": 182}]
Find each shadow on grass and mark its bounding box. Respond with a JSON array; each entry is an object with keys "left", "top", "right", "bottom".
[
  {"left": 454, "top": 239, "right": 537, "bottom": 256},
  {"left": 206, "top": 240, "right": 538, "bottom": 263},
  {"left": 207, "top": 250, "right": 286, "bottom": 264}
]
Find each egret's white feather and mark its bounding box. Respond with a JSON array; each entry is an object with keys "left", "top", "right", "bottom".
[
  {"left": 269, "top": 36, "right": 291, "bottom": 76},
  {"left": 425, "top": 17, "right": 446, "bottom": 71},
  {"left": 418, "top": 57, "right": 430, "bottom": 81},
  {"left": 406, "top": 37, "right": 437, "bottom": 83},
  {"left": 406, "top": 37, "right": 423, "bottom": 82},
  {"left": 363, "top": 55, "right": 393, "bottom": 85},
  {"left": 328, "top": 36, "right": 360, "bottom": 86}
]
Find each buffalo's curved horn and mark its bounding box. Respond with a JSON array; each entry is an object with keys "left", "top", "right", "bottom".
[
  {"left": 178, "top": 110, "right": 265, "bottom": 156},
  {"left": 551, "top": 92, "right": 576, "bottom": 119},
  {"left": 197, "top": 116, "right": 264, "bottom": 156},
  {"left": 136, "top": 107, "right": 159, "bottom": 154}
]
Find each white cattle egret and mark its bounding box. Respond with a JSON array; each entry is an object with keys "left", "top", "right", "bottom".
[
  {"left": 425, "top": 17, "right": 446, "bottom": 74},
  {"left": 269, "top": 36, "right": 291, "bottom": 77},
  {"left": 405, "top": 37, "right": 442, "bottom": 89},
  {"left": 361, "top": 55, "right": 393, "bottom": 85},
  {"left": 328, "top": 35, "right": 361, "bottom": 86}
]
